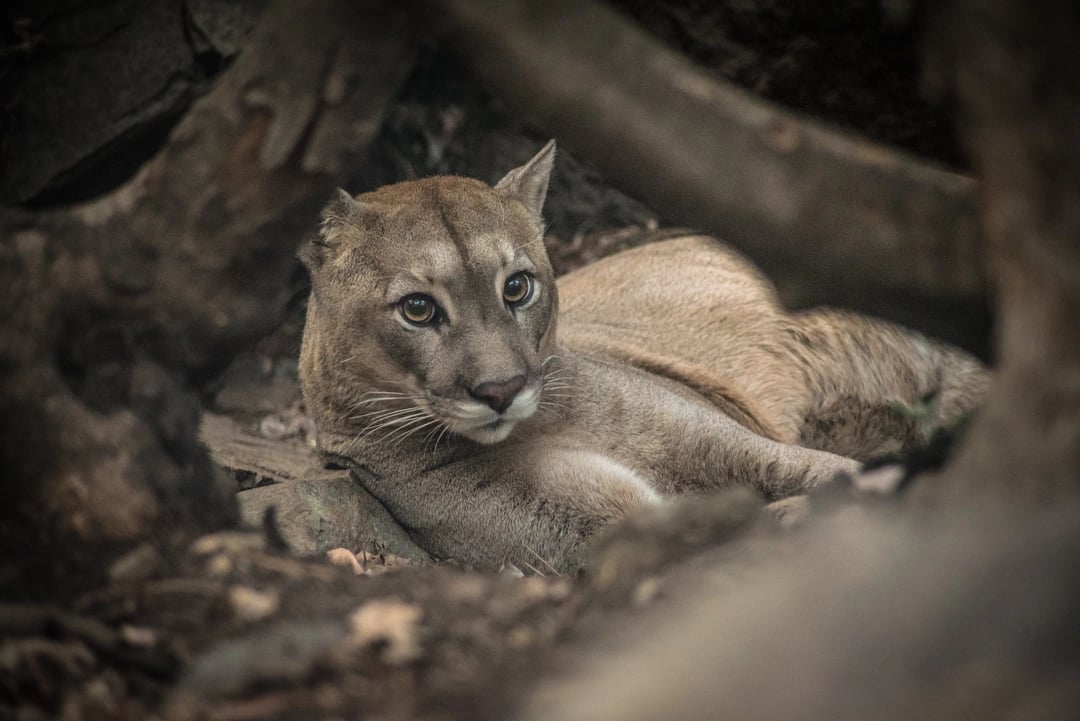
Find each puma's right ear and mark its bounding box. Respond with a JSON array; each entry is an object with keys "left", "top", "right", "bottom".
[
  {"left": 495, "top": 139, "right": 556, "bottom": 218},
  {"left": 300, "top": 188, "right": 360, "bottom": 272}
]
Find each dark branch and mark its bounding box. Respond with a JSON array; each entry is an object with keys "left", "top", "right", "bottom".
[{"left": 423, "top": 0, "right": 990, "bottom": 354}]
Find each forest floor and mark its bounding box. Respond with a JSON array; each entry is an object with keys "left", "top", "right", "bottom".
[{"left": 2, "top": 249, "right": 789, "bottom": 720}]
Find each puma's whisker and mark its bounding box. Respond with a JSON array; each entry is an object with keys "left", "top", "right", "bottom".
[
  {"left": 345, "top": 389, "right": 413, "bottom": 412},
  {"left": 386, "top": 416, "right": 443, "bottom": 448},
  {"left": 353, "top": 408, "right": 431, "bottom": 445},
  {"left": 353, "top": 391, "right": 411, "bottom": 401},
  {"left": 520, "top": 559, "right": 545, "bottom": 577},
  {"left": 431, "top": 425, "right": 452, "bottom": 453},
  {"left": 349, "top": 405, "right": 426, "bottom": 423},
  {"left": 526, "top": 544, "right": 562, "bottom": 576},
  {"left": 422, "top": 422, "right": 451, "bottom": 450}
]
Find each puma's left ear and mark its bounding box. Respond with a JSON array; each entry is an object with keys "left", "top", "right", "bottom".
[
  {"left": 300, "top": 188, "right": 360, "bottom": 272},
  {"left": 495, "top": 139, "right": 556, "bottom": 218}
]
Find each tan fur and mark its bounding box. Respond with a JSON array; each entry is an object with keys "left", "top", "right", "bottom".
[
  {"left": 298, "top": 141, "right": 989, "bottom": 571},
  {"left": 559, "top": 235, "right": 990, "bottom": 458}
]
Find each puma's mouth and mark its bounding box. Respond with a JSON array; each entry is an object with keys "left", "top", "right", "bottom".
[{"left": 463, "top": 418, "right": 518, "bottom": 445}]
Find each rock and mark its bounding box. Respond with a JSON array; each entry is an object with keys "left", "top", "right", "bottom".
[
  {"left": 2, "top": 0, "right": 194, "bottom": 203},
  {"left": 1, "top": 0, "right": 266, "bottom": 204},
  {"left": 200, "top": 409, "right": 428, "bottom": 562},
  {"left": 186, "top": 0, "right": 266, "bottom": 58},
  {"left": 212, "top": 355, "right": 302, "bottom": 416}
]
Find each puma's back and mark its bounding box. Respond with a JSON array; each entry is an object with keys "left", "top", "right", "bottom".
[{"left": 559, "top": 234, "right": 988, "bottom": 456}]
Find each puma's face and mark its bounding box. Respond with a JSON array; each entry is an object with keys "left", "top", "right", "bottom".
[{"left": 301, "top": 142, "right": 560, "bottom": 445}]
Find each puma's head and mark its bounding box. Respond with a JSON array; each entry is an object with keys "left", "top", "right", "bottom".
[{"left": 299, "top": 141, "right": 559, "bottom": 446}]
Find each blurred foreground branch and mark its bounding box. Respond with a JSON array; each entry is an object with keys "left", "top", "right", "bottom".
[{"left": 924, "top": 0, "right": 1080, "bottom": 499}]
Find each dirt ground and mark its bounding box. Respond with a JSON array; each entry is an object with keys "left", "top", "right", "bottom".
[{"left": 2, "top": 330, "right": 784, "bottom": 720}]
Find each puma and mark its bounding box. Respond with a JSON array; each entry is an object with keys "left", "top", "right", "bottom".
[{"left": 298, "top": 140, "right": 989, "bottom": 571}]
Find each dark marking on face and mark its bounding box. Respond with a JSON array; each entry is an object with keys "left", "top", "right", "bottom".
[
  {"left": 381, "top": 323, "right": 427, "bottom": 385},
  {"left": 431, "top": 186, "right": 473, "bottom": 267}
]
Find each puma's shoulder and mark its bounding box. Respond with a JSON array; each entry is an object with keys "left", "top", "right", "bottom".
[{"left": 558, "top": 233, "right": 808, "bottom": 442}]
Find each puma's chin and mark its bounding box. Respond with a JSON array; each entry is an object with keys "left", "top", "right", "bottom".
[{"left": 461, "top": 420, "right": 518, "bottom": 445}]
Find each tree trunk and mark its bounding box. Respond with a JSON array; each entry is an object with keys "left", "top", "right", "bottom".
[{"left": 923, "top": 0, "right": 1080, "bottom": 498}]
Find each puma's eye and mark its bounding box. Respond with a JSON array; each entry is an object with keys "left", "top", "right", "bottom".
[
  {"left": 400, "top": 294, "right": 437, "bottom": 326},
  {"left": 503, "top": 272, "right": 534, "bottom": 307}
]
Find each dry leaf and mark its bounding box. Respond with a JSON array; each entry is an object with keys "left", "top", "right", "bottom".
[
  {"left": 347, "top": 598, "right": 424, "bottom": 665},
  {"left": 228, "top": 586, "right": 280, "bottom": 622}
]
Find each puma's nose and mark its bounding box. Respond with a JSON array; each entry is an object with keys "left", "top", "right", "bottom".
[{"left": 470, "top": 375, "right": 526, "bottom": 413}]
